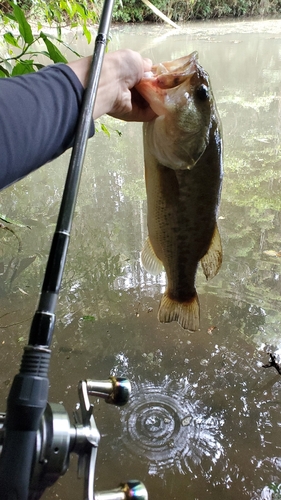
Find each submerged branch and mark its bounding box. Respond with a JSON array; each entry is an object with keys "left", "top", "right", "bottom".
[{"left": 263, "top": 353, "right": 281, "bottom": 375}]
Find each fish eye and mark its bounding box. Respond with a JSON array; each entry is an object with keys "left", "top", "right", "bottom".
[{"left": 196, "top": 84, "right": 209, "bottom": 101}]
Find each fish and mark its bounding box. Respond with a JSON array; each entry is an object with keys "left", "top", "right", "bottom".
[{"left": 136, "top": 52, "right": 223, "bottom": 331}]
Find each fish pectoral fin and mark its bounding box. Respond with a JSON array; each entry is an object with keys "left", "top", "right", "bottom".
[
  {"left": 201, "top": 223, "right": 222, "bottom": 280},
  {"left": 158, "top": 291, "right": 200, "bottom": 331},
  {"left": 141, "top": 237, "right": 164, "bottom": 275}
]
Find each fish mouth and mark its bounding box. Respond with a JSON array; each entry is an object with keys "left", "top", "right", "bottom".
[
  {"left": 136, "top": 52, "right": 209, "bottom": 116},
  {"left": 152, "top": 51, "right": 199, "bottom": 76}
]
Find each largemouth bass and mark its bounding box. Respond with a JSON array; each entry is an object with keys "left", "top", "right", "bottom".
[{"left": 136, "top": 52, "right": 223, "bottom": 331}]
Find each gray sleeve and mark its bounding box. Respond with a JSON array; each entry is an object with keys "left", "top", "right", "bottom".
[{"left": 0, "top": 64, "right": 95, "bottom": 189}]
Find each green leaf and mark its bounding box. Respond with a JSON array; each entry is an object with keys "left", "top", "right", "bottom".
[
  {"left": 40, "top": 32, "right": 67, "bottom": 63},
  {"left": 76, "top": 3, "right": 87, "bottom": 19},
  {"left": 60, "top": 0, "right": 76, "bottom": 18},
  {"left": 12, "top": 61, "right": 35, "bottom": 76},
  {"left": 42, "top": 34, "right": 80, "bottom": 57},
  {"left": 82, "top": 315, "right": 96, "bottom": 321},
  {"left": 4, "top": 32, "right": 20, "bottom": 48},
  {"left": 0, "top": 215, "right": 31, "bottom": 228},
  {"left": 82, "top": 23, "right": 91, "bottom": 44},
  {"left": 101, "top": 123, "right": 110, "bottom": 138},
  {"left": 4, "top": 13, "right": 16, "bottom": 22},
  {"left": 33, "top": 63, "right": 45, "bottom": 71},
  {"left": 12, "top": 4, "right": 34, "bottom": 45},
  {"left": 0, "top": 66, "right": 9, "bottom": 78}
]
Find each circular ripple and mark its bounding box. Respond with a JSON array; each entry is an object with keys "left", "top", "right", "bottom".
[
  {"left": 125, "top": 393, "right": 188, "bottom": 461},
  {"left": 120, "top": 379, "right": 224, "bottom": 474}
]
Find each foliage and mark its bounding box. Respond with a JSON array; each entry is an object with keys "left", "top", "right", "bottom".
[
  {"left": 1, "top": 0, "right": 98, "bottom": 36},
  {"left": 0, "top": 0, "right": 99, "bottom": 77},
  {"left": 2, "top": 0, "right": 281, "bottom": 34},
  {"left": 112, "top": 0, "right": 281, "bottom": 22},
  {"left": 1, "top": 0, "right": 281, "bottom": 77},
  {"left": 29, "top": 0, "right": 98, "bottom": 40}
]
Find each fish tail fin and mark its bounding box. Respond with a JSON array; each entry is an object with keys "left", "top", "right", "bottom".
[{"left": 158, "top": 291, "right": 200, "bottom": 331}]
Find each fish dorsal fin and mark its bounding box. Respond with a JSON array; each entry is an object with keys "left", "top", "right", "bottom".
[
  {"left": 158, "top": 291, "right": 200, "bottom": 331},
  {"left": 141, "top": 237, "right": 163, "bottom": 275},
  {"left": 201, "top": 223, "right": 222, "bottom": 280}
]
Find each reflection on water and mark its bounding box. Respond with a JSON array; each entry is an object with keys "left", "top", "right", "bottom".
[{"left": 1, "top": 17, "right": 281, "bottom": 500}]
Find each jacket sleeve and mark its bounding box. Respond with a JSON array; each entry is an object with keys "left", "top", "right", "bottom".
[{"left": 0, "top": 64, "right": 95, "bottom": 189}]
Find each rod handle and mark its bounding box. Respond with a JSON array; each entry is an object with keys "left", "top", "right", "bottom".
[{"left": 0, "top": 430, "right": 36, "bottom": 500}]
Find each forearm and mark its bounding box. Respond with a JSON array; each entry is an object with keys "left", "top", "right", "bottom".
[
  {"left": 0, "top": 64, "right": 94, "bottom": 189},
  {"left": 0, "top": 50, "right": 155, "bottom": 190}
]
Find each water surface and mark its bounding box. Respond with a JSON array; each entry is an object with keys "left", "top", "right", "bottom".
[{"left": 1, "top": 18, "right": 281, "bottom": 500}]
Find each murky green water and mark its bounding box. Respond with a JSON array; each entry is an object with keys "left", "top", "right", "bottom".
[{"left": 1, "top": 18, "right": 281, "bottom": 500}]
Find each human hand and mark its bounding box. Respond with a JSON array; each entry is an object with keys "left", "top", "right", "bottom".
[{"left": 68, "top": 49, "right": 157, "bottom": 122}]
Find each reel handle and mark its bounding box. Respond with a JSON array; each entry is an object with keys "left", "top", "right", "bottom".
[
  {"left": 86, "top": 377, "right": 131, "bottom": 406},
  {"left": 95, "top": 480, "right": 148, "bottom": 500}
]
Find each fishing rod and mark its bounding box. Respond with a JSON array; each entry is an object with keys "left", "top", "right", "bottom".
[{"left": 0, "top": 1, "right": 148, "bottom": 499}]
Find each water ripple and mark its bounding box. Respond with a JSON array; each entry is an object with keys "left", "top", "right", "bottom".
[{"left": 120, "top": 378, "right": 224, "bottom": 476}]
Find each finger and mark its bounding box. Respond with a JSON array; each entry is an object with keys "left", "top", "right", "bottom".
[
  {"left": 131, "top": 88, "right": 156, "bottom": 119},
  {"left": 119, "top": 88, "right": 157, "bottom": 122},
  {"left": 143, "top": 57, "right": 153, "bottom": 73}
]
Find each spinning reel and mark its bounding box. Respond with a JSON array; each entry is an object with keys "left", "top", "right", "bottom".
[{"left": 0, "top": 376, "right": 147, "bottom": 500}]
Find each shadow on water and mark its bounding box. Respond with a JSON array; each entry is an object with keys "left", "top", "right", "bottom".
[{"left": 1, "top": 18, "right": 281, "bottom": 500}]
